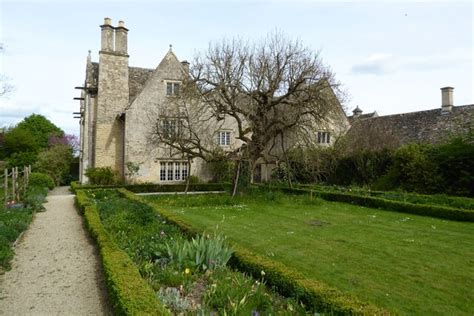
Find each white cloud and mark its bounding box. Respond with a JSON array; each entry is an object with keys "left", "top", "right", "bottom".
[
  {"left": 351, "top": 49, "right": 471, "bottom": 76},
  {"left": 351, "top": 54, "right": 395, "bottom": 75}
]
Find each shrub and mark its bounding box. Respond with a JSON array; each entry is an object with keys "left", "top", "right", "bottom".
[
  {"left": 29, "top": 172, "right": 55, "bottom": 190},
  {"left": 85, "top": 167, "right": 121, "bottom": 185},
  {"left": 35, "top": 144, "right": 73, "bottom": 185},
  {"left": 165, "top": 232, "right": 233, "bottom": 272},
  {"left": 75, "top": 191, "right": 170, "bottom": 315},
  {"left": 208, "top": 158, "right": 234, "bottom": 183}
]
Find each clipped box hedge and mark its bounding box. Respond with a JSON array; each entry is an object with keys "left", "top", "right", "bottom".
[
  {"left": 266, "top": 185, "right": 474, "bottom": 222},
  {"left": 120, "top": 189, "right": 390, "bottom": 315},
  {"left": 75, "top": 190, "right": 170, "bottom": 315},
  {"left": 71, "top": 181, "right": 230, "bottom": 194}
]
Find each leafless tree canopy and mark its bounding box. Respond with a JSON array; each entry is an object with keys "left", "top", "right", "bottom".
[
  {"left": 189, "top": 33, "right": 342, "bottom": 165},
  {"left": 151, "top": 33, "right": 343, "bottom": 180},
  {"left": 0, "top": 43, "right": 14, "bottom": 97}
]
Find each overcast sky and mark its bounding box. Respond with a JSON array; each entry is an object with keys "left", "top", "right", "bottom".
[{"left": 1, "top": 0, "right": 472, "bottom": 136}]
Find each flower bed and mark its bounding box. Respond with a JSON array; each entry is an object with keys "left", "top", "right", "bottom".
[{"left": 79, "top": 189, "right": 306, "bottom": 314}]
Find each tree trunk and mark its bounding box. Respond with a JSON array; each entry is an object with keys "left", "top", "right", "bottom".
[
  {"left": 232, "top": 158, "right": 242, "bottom": 197},
  {"left": 280, "top": 133, "right": 293, "bottom": 189},
  {"left": 185, "top": 157, "right": 191, "bottom": 194}
]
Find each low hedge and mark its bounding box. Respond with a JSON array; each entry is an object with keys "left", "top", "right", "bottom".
[
  {"left": 75, "top": 190, "right": 170, "bottom": 315},
  {"left": 266, "top": 185, "right": 474, "bottom": 222},
  {"left": 29, "top": 172, "right": 55, "bottom": 190},
  {"left": 71, "top": 181, "right": 230, "bottom": 194},
  {"left": 121, "top": 189, "right": 390, "bottom": 315}
]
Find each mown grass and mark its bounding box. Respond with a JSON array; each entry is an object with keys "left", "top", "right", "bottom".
[
  {"left": 145, "top": 191, "right": 474, "bottom": 315},
  {"left": 88, "top": 189, "right": 307, "bottom": 314},
  {"left": 298, "top": 184, "right": 474, "bottom": 210}
]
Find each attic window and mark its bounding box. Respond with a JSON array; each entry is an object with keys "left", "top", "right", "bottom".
[
  {"left": 166, "top": 82, "right": 180, "bottom": 95},
  {"left": 317, "top": 131, "right": 331, "bottom": 144}
]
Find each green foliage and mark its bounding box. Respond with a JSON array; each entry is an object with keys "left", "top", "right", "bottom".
[
  {"left": 387, "top": 143, "right": 440, "bottom": 193},
  {"left": 6, "top": 151, "right": 37, "bottom": 169},
  {"left": 430, "top": 137, "right": 474, "bottom": 196},
  {"left": 157, "top": 287, "right": 191, "bottom": 313},
  {"left": 330, "top": 149, "right": 393, "bottom": 186},
  {"left": 125, "top": 161, "right": 140, "bottom": 184},
  {"left": 85, "top": 167, "right": 121, "bottom": 185},
  {"left": 186, "top": 175, "right": 200, "bottom": 184},
  {"left": 203, "top": 269, "right": 300, "bottom": 315},
  {"left": 142, "top": 193, "right": 388, "bottom": 315},
  {"left": 287, "top": 137, "right": 473, "bottom": 197},
  {"left": 72, "top": 182, "right": 230, "bottom": 194},
  {"left": 75, "top": 190, "right": 171, "bottom": 315},
  {"left": 29, "top": 172, "right": 55, "bottom": 190},
  {"left": 92, "top": 189, "right": 313, "bottom": 314},
  {"left": 23, "top": 185, "right": 49, "bottom": 211},
  {"left": 35, "top": 145, "right": 73, "bottom": 185},
  {"left": 148, "top": 191, "right": 474, "bottom": 315},
  {"left": 3, "top": 127, "right": 40, "bottom": 156},
  {"left": 316, "top": 190, "right": 474, "bottom": 222},
  {"left": 15, "top": 114, "right": 63, "bottom": 149},
  {"left": 0, "top": 177, "right": 49, "bottom": 271},
  {"left": 166, "top": 232, "right": 233, "bottom": 272},
  {"left": 208, "top": 158, "right": 233, "bottom": 183}
]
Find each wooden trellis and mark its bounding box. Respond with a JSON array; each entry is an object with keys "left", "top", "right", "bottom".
[{"left": 0, "top": 165, "right": 31, "bottom": 206}]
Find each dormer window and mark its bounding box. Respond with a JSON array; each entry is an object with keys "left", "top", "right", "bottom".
[
  {"left": 166, "top": 82, "right": 180, "bottom": 95},
  {"left": 317, "top": 131, "right": 331, "bottom": 144}
]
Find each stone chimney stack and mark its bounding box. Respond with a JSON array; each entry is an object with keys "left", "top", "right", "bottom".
[
  {"left": 115, "top": 20, "right": 129, "bottom": 55},
  {"left": 100, "top": 17, "right": 114, "bottom": 52},
  {"left": 441, "top": 87, "right": 454, "bottom": 113},
  {"left": 181, "top": 60, "right": 190, "bottom": 74}
]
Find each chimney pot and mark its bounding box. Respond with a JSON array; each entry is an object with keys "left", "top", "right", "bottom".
[
  {"left": 181, "top": 60, "right": 190, "bottom": 74},
  {"left": 441, "top": 86, "right": 454, "bottom": 113},
  {"left": 100, "top": 18, "right": 114, "bottom": 52},
  {"left": 118, "top": 20, "right": 125, "bottom": 28}
]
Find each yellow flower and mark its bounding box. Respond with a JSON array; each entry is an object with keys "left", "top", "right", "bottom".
[
  {"left": 185, "top": 268, "right": 190, "bottom": 275},
  {"left": 261, "top": 270, "right": 266, "bottom": 276}
]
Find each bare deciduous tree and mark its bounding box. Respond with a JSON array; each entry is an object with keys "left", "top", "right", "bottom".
[
  {"left": 149, "top": 33, "right": 344, "bottom": 192},
  {"left": 189, "top": 32, "right": 343, "bottom": 181},
  {"left": 0, "top": 43, "right": 13, "bottom": 97}
]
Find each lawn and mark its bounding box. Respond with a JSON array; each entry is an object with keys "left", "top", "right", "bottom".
[{"left": 145, "top": 191, "right": 474, "bottom": 315}]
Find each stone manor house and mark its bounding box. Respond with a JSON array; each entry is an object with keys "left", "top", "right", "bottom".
[{"left": 76, "top": 18, "right": 473, "bottom": 184}]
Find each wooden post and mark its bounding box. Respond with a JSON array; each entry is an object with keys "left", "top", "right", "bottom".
[
  {"left": 11, "top": 168, "right": 16, "bottom": 202},
  {"left": 15, "top": 167, "right": 19, "bottom": 201},
  {"left": 3, "top": 169, "right": 7, "bottom": 205}
]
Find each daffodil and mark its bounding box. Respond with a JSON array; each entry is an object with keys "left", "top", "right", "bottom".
[{"left": 185, "top": 268, "right": 190, "bottom": 275}]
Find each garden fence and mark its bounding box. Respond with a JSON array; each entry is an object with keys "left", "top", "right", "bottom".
[{"left": 0, "top": 165, "right": 31, "bottom": 206}]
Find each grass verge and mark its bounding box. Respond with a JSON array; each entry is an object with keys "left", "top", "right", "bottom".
[
  {"left": 127, "top": 190, "right": 390, "bottom": 315},
  {"left": 144, "top": 190, "right": 474, "bottom": 315}
]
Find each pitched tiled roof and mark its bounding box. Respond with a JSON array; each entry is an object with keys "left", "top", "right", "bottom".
[
  {"left": 346, "top": 105, "right": 473, "bottom": 149},
  {"left": 89, "top": 62, "right": 154, "bottom": 104}
]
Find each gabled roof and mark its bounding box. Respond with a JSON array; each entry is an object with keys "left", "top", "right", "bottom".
[
  {"left": 88, "top": 62, "right": 154, "bottom": 104},
  {"left": 346, "top": 104, "right": 474, "bottom": 149}
]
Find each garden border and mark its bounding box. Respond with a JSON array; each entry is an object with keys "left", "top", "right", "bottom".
[
  {"left": 75, "top": 190, "right": 170, "bottom": 315},
  {"left": 71, "top": 181, "right": 230, "bottom": 194},
  {"left": 265, "top": 185, "right": 474, "bottom": 222},
  {"left": 121, "top": 189, "right": 391, "bottom": 315}
]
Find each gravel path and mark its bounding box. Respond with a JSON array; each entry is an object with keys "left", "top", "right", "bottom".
[{"left": 0, "top": 186, "right": 111, "bottom": 315}]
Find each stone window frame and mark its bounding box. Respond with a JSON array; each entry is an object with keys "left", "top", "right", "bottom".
[
  {"left": 159, "top": 116, "right": 185, "bottom": 140},
  {"left": 165, "top": 80, "right": 181, "bottom": 96},
  {"left": 160, "top": 161, "right": 189, "bottom": 182},
  {"left": 217, "top": 130, "right": 231, "bottom": 147},
  {"left": 317, "top": 131, "right": 331, "bottom": 144}
]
